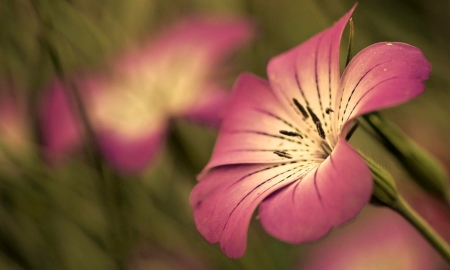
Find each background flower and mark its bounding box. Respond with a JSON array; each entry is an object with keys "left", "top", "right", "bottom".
[
  {"left": 300, "top": 206, "right": 449, "bottom": 270},
  {"left": 39, "top": 16, "right": 254, "bottom": 172}
]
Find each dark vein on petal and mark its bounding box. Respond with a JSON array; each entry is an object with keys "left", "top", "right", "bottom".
[
  {"left": 231, "top": 148, "right": 326, "bottom": 162},
  {"left": 279, "top": 130, "right": 304, "bottom": 138},
  {"left": 294, "top": 70, "right": 309, "bottom": 107},
  {"left": 230, "top": 130, "right": 306, "bottom": 145},
  {"left": 254, "top": 108, "right": 309, "bottom": 138},
  {"left": 233, "top": 161, "right": 299, "bottom": 185},
  {"left": 291, "top": 163, "right": 320, "bottom": 201},
  {"left": 273, "top": 150, "right": 293, "bottom": 159},
  {"left": 262, "top": 165, "right": 314, "bottom": 207},
  {"left": 340, "top": 64, "right": 379, "bottom": 125},
  {"left": 339, "top": 59, "right": 399, "bottom": 128},
  {"left": 223, "top": 163, "right": 307, "bottom": 232},
  {"left": 315, "top": 35, "right": 326, "bottom": 125},
  {"left": 293, "top": 98, "right": 309, "bottom": 119},
  {"left": 232, "top": 149, "right": 309, "bottom": 153},
  {"left": 337, "top": 94, "right": 344, "bottom": 134},
  {"left": 291, "top": 72, "right": 318, "bottom": 137},
  {"left": 313, "top": 164, "right": 322, "bottom": 201},
  {"left": 327, "top": 34, "right": 333, "bottom": 135},
  {"left": 329, "top": 148, "right": 336, "bottom": 169},
  {"left": 344, "top": 77, "right": 398, "bottom": 125}
]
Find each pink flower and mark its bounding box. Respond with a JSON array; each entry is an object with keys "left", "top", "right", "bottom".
[
  {"left": 300, "top": 207, "right": 447, "bottom": 270},
  {"left": 40, "top": 16, "right": 254, "bottom": 172},
  {"left": 190, "top": 6, "right": 431, "bottom": 258}
]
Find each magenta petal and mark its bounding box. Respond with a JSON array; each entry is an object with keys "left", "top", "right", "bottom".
[
  {"left": 258, "top": 139, "right": 372, "bottom": 243},
  {"left": 181, "top": 88, "right": 229, "bottom": 128},
  {"left": 40, "top": 82, "right": 82, "bottom": 162},
  {"left": 303, "top": 207, "right": 445, "bottom": 270},
  {"left": 337, "top": 42, "right": 431, "bottom": 131},
  {"left": 118, "top": 16, "right": 255, "bottom": 74},
  {"left": 172, "top": 17, "right": 255, "bottom": 63},
  {"left": 266, "top": 6, "right": 355, "bottom": 127},
  {"left": 190, "top": 162, "right": 303, "bottom": 258},
  {"left": 97, "top": 125, "right": 167, "bottom": 173}
]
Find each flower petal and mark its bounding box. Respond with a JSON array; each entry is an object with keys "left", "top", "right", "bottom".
[
  {"left": 40, "top": 82, "right": 83, "bottom": 162},
  {"left": 97, "top": 124, "right": 167, "bottom": 173},
  {"left": 303, "top": 207, "right": 445, "bottom": 270},
  {"left": 336, "top": 42, "right": 431, "bottom": 134},
  {"left": 258, "top": 138, "right": 372, "bottom": 243},
  {"left": 199, "top": 74, "right": 323, "bottom": 177},
  {"left": 118, "top": 16, "right": 255, "bottom": 74},
  {"left": 40, "top": 17, "right": 254, "bottom": 168},
  {"left": 181, "top": 88, "right": 229, "bottom": 128},
  {"left": 94, "top": 16, "right": 254, "bottom": 141},
  {"left": 191, "top": 161, "right": 311, "bottom": 258},
  {"left": 113, "top": 16, "right": 255, "bottom": 128},
  {"left": 266, "top": 6, "right": 355, "bottom": 140}
]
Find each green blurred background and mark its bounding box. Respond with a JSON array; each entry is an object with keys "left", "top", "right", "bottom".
[{"left": 0, "top": 0, "right": 449, "bottom": 269}]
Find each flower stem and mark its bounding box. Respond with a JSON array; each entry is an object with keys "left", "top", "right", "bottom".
[
  {"left": 364, "top": 152, "right": 450, "bottom": 264},
  {"left": 391, "top": 195, "right": 450, "bottom": 263},
  {"left": 362, "top": 112, "right": 450, "bottom": 205}
]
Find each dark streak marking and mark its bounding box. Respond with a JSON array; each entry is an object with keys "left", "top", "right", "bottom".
[
  {"left": 254, "top": 108, "right": 308, "bottom": 139},
  {"left": 228, "top": 130, "right": 305, "bottom": 145},
  {"left": 279, "top": 130, "right": 304, "bottom": 139},
  {"left": 293, "top": 98, "right": 309, "bottom": 119},
  {"left": 233, "top": 161, "right": 298, "bottom": 186},
  {"left": 307, "top": 107, "right": 326, "bottom": 139},
  {"left": 313, "top": 167, "right": 322, "bottom": 201},
  {"left": 223, "top": 163, "right": 305, "bottom": 231},
  {"left": 291, "top": 163, "right": 320, "bottom": 201},
  {"left": 340, "top": 60, "right": 396, "bottom": 127},
  {"left": 306, "top": 106, "right": 321, "bottom": 124},
  {"left": 314, "top": 35, "right": 326, "bottom": 122},
  {"left": 325, "top": 108, "right": 334, "bottom": 114},
  {"left": 232, "top": 148, "right": 303, "bottom": 153},
  {"left": 327, "top": 33, "right": 333, "bottom": 133},
  {"left": 294, "top": 72, "right": 309, "bottom": 106},
  {"left": 344, "top": 77, "right": 398, "bottom": 127},
  {"left": 273, "top": 150, "right": 293, "bottom": 159},
  {"left": 315, "top": 122, "right": 326, "bottom": 139}
]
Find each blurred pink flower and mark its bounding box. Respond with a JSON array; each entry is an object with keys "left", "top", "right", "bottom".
[
  {"left": 405, "top": 183, "right": 450, "bottom": 244},
  {"left": 190, "top": 6, "right": 431, "bottom": 258},
  {"left": 40, "top": 16, "right": 254, "bottom": 172},
  {"left": 300, "top": 207, "right": 448, "bottom": 270}
]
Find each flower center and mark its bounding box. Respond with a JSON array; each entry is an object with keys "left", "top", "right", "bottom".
[{"left": 272, "top": 98, "right": 335, "bottom": 160}]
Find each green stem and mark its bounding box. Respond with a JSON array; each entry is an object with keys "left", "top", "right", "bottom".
[
  {"left": 362, "top": 112, "right": 450, "bottom": 204},
  {"left": 364, "top": 151, "right": 450, "bottom": 264},
  {"left": 391, "top": 196, "right": 450, "bottom": 263}
]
